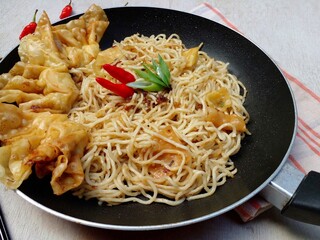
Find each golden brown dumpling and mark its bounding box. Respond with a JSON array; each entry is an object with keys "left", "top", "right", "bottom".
[
  {"left": 0, "top": 103, "right": 23, "bottom": 135},
  {"left": 3, "top": 75, "right": 43, "bottom": 93},
  {"left": 79, "top": 4, "right": 109, "bottom": 44},
  {"left": 21, "top": 68, "right": 79, "bottom": 113},
  {"left": 0, "top": 89, "right": 42, "bottom": 105},
  {"left": 0, "top": 4, "right": 109, "bottom": 196},
  {"left": 0, "top": 110, "right": 88, "bottom": 195},
  {"left": 18, "top": 34, "right": 67, "bottom": 69},
  {"left": 9, "top": 61, "right": 48, "bottom": 79},
  {"left": 0, "top": 140, "right": 33, "bottom": 189},
  {"left": 24, "top": 118, "right": 88, "bottom": 195},
  {"left": 0, "top": 69, "right": 79, "bottom": 114}
]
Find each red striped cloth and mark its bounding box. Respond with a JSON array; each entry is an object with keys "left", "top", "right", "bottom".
[{"left": 191, "top": 3, "right": 320, "bottom": 222}]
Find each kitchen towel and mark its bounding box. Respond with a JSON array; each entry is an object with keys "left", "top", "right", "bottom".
[{"left": 191, "top": 2, "right": 320, "bottom": 222}]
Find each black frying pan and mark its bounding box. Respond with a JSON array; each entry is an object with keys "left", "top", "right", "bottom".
[{"left": 1, "top": 7, "right": 318, "bottom": 230}]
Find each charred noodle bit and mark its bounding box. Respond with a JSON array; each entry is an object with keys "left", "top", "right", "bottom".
[{"left": 0, "top": 4, "right": 108, "bottom": 195}]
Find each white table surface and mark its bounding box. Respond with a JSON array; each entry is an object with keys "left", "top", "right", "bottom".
[{"left": 1, "top": 1, "right": 320, "bottom": 239}]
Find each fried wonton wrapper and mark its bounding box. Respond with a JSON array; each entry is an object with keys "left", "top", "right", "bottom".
[
  {"left": 0, "top": 104, "right": 88, "bottom": 194},
  {"left": 9, "top": 61, "right": 48, "bottom": 79},
  {"left": 24, "top": 117, "right": 89, "bottom": 195},
  {"left": 52, "top": 4, "right": 109, "bottom": 68},
  {"left": 18, "top": 30, "right": 68, "bottom": 69},
  {"left": 18, "top": 6, "right": 107, "bottom": 70},
  {"left": 0, "top": 68, "right": 79, "bottom": 113},
  {"left": 0, "top": 4, "right": 108, "bottom": 195},
  {"left": 1, "top": 4, "right": 109, "bottom": 112}
]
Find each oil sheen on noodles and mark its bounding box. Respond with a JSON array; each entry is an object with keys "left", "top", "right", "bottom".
[{"left": 69, "top": 33, "right": 249, "bottom": 206}]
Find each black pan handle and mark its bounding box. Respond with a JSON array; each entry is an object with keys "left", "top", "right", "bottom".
[
  {"left": 260, "top": 163, "right": 320, "bottom": 225},
  {"left": 281, "top": 171, "right": 320, "bottom": 225}
]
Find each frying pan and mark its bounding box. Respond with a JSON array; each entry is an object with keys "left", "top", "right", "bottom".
[{"left": 1, "top": 7, "right": 319, "bottom": 230}]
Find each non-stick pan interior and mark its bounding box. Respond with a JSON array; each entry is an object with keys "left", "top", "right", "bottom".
[{"left": 0, "top": 7, "right": 296, "bottom": 229}]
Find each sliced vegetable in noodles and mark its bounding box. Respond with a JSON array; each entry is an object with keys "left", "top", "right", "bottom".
[{"left": 130, "top": 54, "right": 171, "bottom": 91}]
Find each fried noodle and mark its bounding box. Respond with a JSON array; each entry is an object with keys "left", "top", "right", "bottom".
[{"left": 69, "top": 33, "right": 249, "bottom": 206}]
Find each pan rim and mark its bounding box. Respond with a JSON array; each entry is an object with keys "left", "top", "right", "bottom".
[{"left": 5, "top": 6, "right": 297, "bottom": 230}]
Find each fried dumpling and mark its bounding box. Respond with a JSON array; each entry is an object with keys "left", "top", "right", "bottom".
[
  {"left": 0, "top": 73, "right": 12, "bottom": 90},
  {"left": 18, "top": 11, "right": 68, "bottom": 69},
  {"left": 3, "top": 75, "right": 43, "bottom": 93},
  {"left": 9, "top": 61, "right": 48, "bottom": 79},
  {"left": 0, "top": 103, "right": 23, "bottom": 135},
  {"left": 65, "top": 19, "right": 88, "bottom": 45},
  {"left": 18, "top": 34, "right": 68, "bottom": 69},
  {"left": 0, "top": 105, "right": 41, "bottom": 189},
  {"left": 1, "top": 69, "right": 79, "bottom": 113},
  {"left": 0, "top": 139, "right": 33, "bottom": 189},
  {"left": 21, "top": 69, "right": 79, "bottom": 113},
  {"left": 52, "top": 4, "right": 108, "bottom": 68},
  {"left": 0, "top": 89, "right": 42, "bottom": 105},
  {"left": 80, "top": 3, "right": 109, "bottom": 44},
  {"left": 0, "top": 109, "right": 88, "bottom": 195},
  {"left": 18, "top": 11, "right": 68, "bottom": 71},
  {"left": 0, "top": 4, "right": 109, "bottom": 196},
  {"left": 63, "top": 43, "right": 100, "bottom": 68},
  {"left": 35, "top": 11, "right": 60, "bottom": 53},
  {"left": 24, "top": 118, "right": 88, "bottom": 195}
]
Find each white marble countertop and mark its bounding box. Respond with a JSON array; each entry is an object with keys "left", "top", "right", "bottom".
[{"left": 1, "top": 1, "right": 320, "bottom": 239}]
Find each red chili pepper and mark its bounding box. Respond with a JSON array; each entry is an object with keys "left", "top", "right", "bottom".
[
  {"left": 59, "top": 0, "right": 73, "bottom": 19},
  {"left": 19, "top": 9, "right": 38, "bottom": 40},
  {"left": 102, "top": 64, "right": 135, "bottom": 84},
  {"left": 96, "top": 77, "right": 134, "bottom": 99}
]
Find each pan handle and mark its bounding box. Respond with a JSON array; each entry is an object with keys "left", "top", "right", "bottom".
[
  {"left": 260, "top": 162, "right": 320, "bottom": 225},
  {"left": 281, "top": 171, "right": 320, "bottom": 225}
]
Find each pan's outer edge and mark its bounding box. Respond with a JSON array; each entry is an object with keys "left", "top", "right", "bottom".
[{"left": 4, "top": 6, "right": 297, "bottom": 230}]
